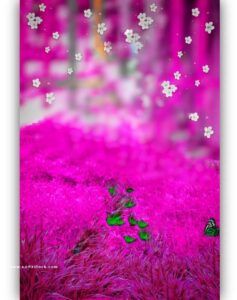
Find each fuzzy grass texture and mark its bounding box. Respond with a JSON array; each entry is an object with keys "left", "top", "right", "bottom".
[{"left": 20, "top": 120, "right": 220, "bottom": 300}]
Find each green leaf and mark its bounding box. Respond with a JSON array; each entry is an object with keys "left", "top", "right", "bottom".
[
  {"left": 124, "top": 200, "right": 136, "bottom": 208},
  {"left": 128, "top": 216, "right": 137, "bottom": 226},
  {"left": 137, "top": 220, "right": 148, "bottom": 229},
  {"left": 106, "top": 213, "right": 124, "bottom": 226},
  {"left": 124, "top": 235, "right": 136, "bottom": 243},
  {"left": 108, "top": 186, "right": 116, "bottom": 196},
  {"left": 139, "top": 231, "right": 150, "bottom": 241},
  {"left": 126, "top": 187, "right": 134, "bottom": 193}
]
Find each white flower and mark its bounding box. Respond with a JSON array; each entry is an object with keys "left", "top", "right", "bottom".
[
  {"left": 189, "top": 112, "right": 199, "bottom": 122},
  {"left": 177, "top": 51, "right": 183, "bottom": 58},
  {"left": 133, "top": 41, "right": 143, "bottom": 53},
  {"left": 46, "top": 93, "right": 55, "bottom": 104},
  {"left": 97, "top": 23, "right": 107, "bottom": 35},
  {"left": 204, "top": 126, "right": 214, "bottom": 138},
  {"left": 26, "top": 12, "right": 42, "bottom": 29},
  {"left": 26, "top": 13, "right": 35, "bottom": 20},
  {"left": 161, "top": 81, "right": 177, "bottom": 98},
  {"left": 124, "top": 29, "right": 140, "bottom": 43},
  {"left": 195, "top": 80, "right": 200, "bottom": 87},
  {"left": 161, "top": 81, "right": 170, "bottom": 88},
  {"left": 67, "top": 67, "right": 73, "bottom": 75},
  {"left": 39, "top": 3, "right": 46, "bottom": 12},
  {"left": 84, "top": 9, "right": 92, "bottom": 18},
  {"left": 202, "top": 65, "right": 210, "bottom": 73},
  {"left": 32, "top": 78, "right": 41, "bottom": 88},
  {"left": 52, "top": 32, "right": 60, "bottom": 40},
  {"left": 138, "top": 13, "right": 153, "bottom": 30},
  {"left": 185, "top": 36, "right": 192, "bottom": 44},
  {"left": 174, "top": 71, "right": 181, "bottom": 80},
  {"left": 124, "top": 29, "right": 143, "bottom": 53},
  {"left": 137, "top": 13, "right": 146, "bottom": 21},
  {"left": 104, "top": 41, "right": 112, "bottom": 53},
  {"left": 205, "top": 21, "right": 215, "bottom": 34},
  {"left": 45, "top": 46, "right": 51, "bottom": 53},
  {"left": 150, "top": 3, "right": 157, "bottom": 12},
  {"left": 192, "top": 8, "right": 200, "bottom": 17},
  {"left": 75, "top": 52, "right": 82, "bottom": 61}
]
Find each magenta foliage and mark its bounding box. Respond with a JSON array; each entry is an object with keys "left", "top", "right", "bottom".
[{"left": 20, "top": 119, "right": 219, "bottom": 299}]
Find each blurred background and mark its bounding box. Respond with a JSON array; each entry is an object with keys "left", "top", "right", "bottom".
[{"left": 20, "top": 0, "right": 220, "bottom": 158}]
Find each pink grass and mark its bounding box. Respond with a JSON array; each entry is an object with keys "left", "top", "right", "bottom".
[{"left": 20, "top": 119, "right": 219, "bottom": 299}]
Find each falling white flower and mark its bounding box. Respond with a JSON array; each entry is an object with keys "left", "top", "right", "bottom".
[
  {"left": 45, "top": 46, "right": 51, "bottom": 53},
  {"left": 26, "top": 12, "right": 42, "bottom": 29},
  {"left": 97, "top": 23, "right": 107, "bottom": 35},
  {"left": 138, "top": 13, "right": 153, "bottom": 30},
  {"left": 161, "top": 81, "right": 177, "bottom": 98},
  {"left": 185, "top": 36, "right": 192, "bottom": 44},
  {"left": 192, "top": 8, "right": 200, "bottom": 17},
  {"left": 75, "top": 52, "right": 82, "bottom": 61},
  {"left": 161, "top": 81, "right": 170, "bottom": 89},
  {"left": 133, "top": 41, "right": 143, "bottom": 53},
  {"left": 174, "top": 71, "right": 181, "bottom": 80},
  {"left": 39, "top": 3, "right": 46, "bottom": 12},
  {"left": 177, "top": 51, "right": 183, "bottom": 58},
  {"left": 150, "top": 3, "right": 157, "bottom": 12},
  {"left": 205, "top": 21, "right": 215, "bottom": 34},
  {"left": 202, "top": 65, "right": 210, "bottom": 73},
  {"left": 124, "top": 29, "right": 140, "bottom": 43},
  {"left": 195, "top": 80, "right": 200, "bottom": 87},
  {"left": 46, "top": 93, "right": 55, "bottom": 104},
  {"left": 26, "top": 13, "right": 35, "bottom": 20},
  {"left": 204, "top": 126, "right": 214, "bottom": 138},
  {"left": 32, "top": 78, "right": 41, "bottom": 88},
  {"left": 67, "top": 67, "right": 73, "bottom": 75},
  {"left": 189, "top": 112, "right": 199, "bottom": 122},
  {"left": 52, "top": 32, "right": 60, "bottom": 40},
  {"left": 137, "top": 13, "right": 146, "bottom": 21},
  {"left": 124, "top": 29, "right": 143, "bottom": 53},
  {"left": 84, "top": 9, "right": 92, "bottom": 18},
  {"left": 104, "top": 41, "right": 112, "bottom": 53}
]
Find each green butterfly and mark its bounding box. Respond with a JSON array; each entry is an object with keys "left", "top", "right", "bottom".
[{"left": 204, "top": 218, "right": 220, "bottom": 237}]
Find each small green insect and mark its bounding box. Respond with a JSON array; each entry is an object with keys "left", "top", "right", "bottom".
[
  {"left": 128, "top": 216, "right": 137, "bottom": 226},
  {"left": 106, "top": 213, "right": 124, "bottom": 226},
  {"left": 139, "top": 231, "right": 150, "bottom": 241},
  {"left": 124, "top": 200, "right": 136, "bottom": 208},
  {"left": 204, "top": 218, "right": 219, "bottom": 237},
  {"left": 124, "top": 235, "right": 136, "bottom": 243},
  {"left": 137, "top": 220, "right": 148, "bottom": 229},
  {"left": 108, "top": 186, "right": 116, "bottom": 196},
  {"left": 126, "top": 187, "right": 134, "bottom": 193}
]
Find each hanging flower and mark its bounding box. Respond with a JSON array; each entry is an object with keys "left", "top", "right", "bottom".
[
  {"left": 205, "top": 22, "right": 215, "bottom": 34},
  {"left": 185, "top": 36, "right": 192, "bottom": 44},
  {"left": 46, "top": 93, "right": 55, "bottom": 104},
  {"left": 204, "top": 126, "right": 214, "bottom": 138},
  {"left": 104, "top": 41, "right": 112, "bottom": 53},
  {"left": 189, "top": 112, "right": 199, "bottom": 122},
  {"left": 97, "top": 23, "right": 107, "bottom": 35},
  {"left": 84, "top": 9, "right": 92, "bottom": 18},
  {"left": 32, "top": 78, "right": 41, "bottom": 88},
  {"left": 192, "top": 8, "right": 200, "bottom": 17}
]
